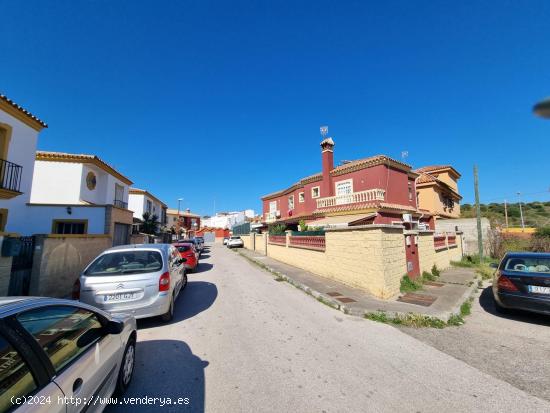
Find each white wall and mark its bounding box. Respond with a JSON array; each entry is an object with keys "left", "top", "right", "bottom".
[
  {"left": 0, "top": 110, "right": 40, "bottom": 234},
  {"left": 17, "top": 205, "right": 107, "bottom": 235},
  {"left": 128, "top": 193, "right": 162, "bottom": 220},
  {"left": 31, "top": 161, "right": 83, "bottom": 204}
]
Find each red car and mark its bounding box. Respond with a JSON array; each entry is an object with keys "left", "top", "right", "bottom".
[{"left": 173, "top": 242, "right": 198, "bottom": 272}]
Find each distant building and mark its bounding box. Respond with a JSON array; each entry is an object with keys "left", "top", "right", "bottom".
[
  {"left": 414, "top": 165, "right": 462, "bottom": 219},
  {"left": 128, "top": 188, "right": 168, "bottom": 233},
  {"left": 202, "top": 210, "right": 255, "bottom": 229},
  {"left": 166, "top": 208, "right": 200, "bottom": 238}
]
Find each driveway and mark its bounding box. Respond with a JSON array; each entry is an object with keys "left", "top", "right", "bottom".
[
  {"left": 107, "top": 244, "right": 550, "bottom": 413},
  {"left": 401, "top": 283, "right": 550, "bottom": 402}
]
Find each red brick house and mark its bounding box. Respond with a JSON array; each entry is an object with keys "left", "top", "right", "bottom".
[{"left": 261, "top": 138, "right": 435, "bottom": 230}]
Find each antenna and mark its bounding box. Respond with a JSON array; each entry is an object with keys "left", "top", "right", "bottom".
[
  {"left": 401, "top": 150, "right": 409, "bottom": 161},
  {"left": 320, "top": 126, "right": 328, "bottom": 138}
]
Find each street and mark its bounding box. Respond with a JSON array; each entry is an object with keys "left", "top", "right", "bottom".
[{"left": 108, "top": 244, "right": 550, "bottom": 413}]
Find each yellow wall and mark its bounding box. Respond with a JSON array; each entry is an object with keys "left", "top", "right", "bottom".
[
  {"left": 417, "top": 186, "right": 461, "bottom": 218},
  {"left": 418, "top": 231, "right": 463, "bottom": 273},
  {"left": 254, "top": 233, "right": 266, "bottom": 254}
]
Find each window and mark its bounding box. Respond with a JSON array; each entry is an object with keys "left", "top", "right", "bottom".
[
  {"left": 0, "top": 208, "right": 7, "bottom": 232},
  {"left": 298, "top": 192, "right": 305, "bottom": 203},
  {"left": 146, "top": 200, "right": 153, "bottom": 214},
  {"left": 52, "top": 220, "right": 87, "bottom": 235},
  {"left": 85, "top": 250, "right": 163, "bottom": 276},
  {"left": 17, "top": 306, "right": 104, "bottom": 373},
  {"left": 269, "top": 201, "right": 277, "bottom": 212},
  {"left": 408, "top": 182, "right": 413, "bottom": 201},
  {"left": 288, "top": 195, "right": 294, "bottom": 210},
  {"left": 0, "top": 334, "right": 37, "bottom": 411},
  {"left": 335, "top": 180, "right": 353, "bottom": 196},
  {"left": 311, "top": 186, "right": 320, "bottom": 199}
]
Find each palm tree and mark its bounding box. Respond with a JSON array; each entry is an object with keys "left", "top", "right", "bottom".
[{"left": 142, "top": 212, "right": 160, "bottom": 235}]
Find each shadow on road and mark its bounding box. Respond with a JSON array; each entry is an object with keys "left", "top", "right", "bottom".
[
  {"left": 107, "top": 340, "right": 207, "bottom": 413},
  {"left": 479, "top": 286, "right": 550, "bottom": 326},
  {"left": 199, "top": 253, "right": 211, "bottom": 259},
  {"left": 193, "top": 263, "right": 213, "bottom": 273},
  {"left": 137, "top": 281, "right": 218, "bottom": 329}
]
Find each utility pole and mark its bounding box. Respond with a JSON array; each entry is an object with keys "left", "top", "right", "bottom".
[
  {"left": 504, "top": 199, "right": 509, "bottom": 228},
  {"left": 474, "top": 165, "right": 483, "bottom": 260},
  {"left": 517, "top": 192, "right": 525, "bottom": 230}
]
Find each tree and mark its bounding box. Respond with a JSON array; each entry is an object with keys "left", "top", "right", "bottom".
[{"left": 142, "top": 212, "right": 160, "bottom": 235}]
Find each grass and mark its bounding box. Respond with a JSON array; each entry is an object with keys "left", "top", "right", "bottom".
[
  {"left": 400, "top": 266, "right": 441, "bottom": 293},
  {"left": 451, "top": 255, "right": 497, "bottom": 280}
]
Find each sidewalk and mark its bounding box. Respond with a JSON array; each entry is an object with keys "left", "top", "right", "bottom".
[{"left": 237, "top": 248, "right": 478, "bottom": 322}]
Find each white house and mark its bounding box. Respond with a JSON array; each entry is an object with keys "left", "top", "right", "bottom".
[
  {"left": 128, "top": 188, "right": 168, "bottom": 231},
  {"left": 24, "top": 151, "right": 134, "bottom": 245},
  {"left": 202, "top": 209, "right": 255, "bottom": 229},
  {"left": 0, "top": 94, "right": 48, "bottom": 234}
]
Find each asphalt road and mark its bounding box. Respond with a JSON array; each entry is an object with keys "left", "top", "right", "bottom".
[
  {"left": 401, "top": 281, "right": 550, "bottom": 403},
  {"left": 107, "top": 244, "right": 550, "bottom": 413}
]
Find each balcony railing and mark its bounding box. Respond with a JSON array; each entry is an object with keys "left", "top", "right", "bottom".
[
  {"left": 113, "top": 199, "right": 128, "bottom": 209},
  {"left": 0, "top": 158, "right": 23, "bottom": 193},
  {"left": 316, "top": 188, "right": 385, "bottom": 209},
  {"left": 289, "top": 235, "right": 326, "bottom": 251}
]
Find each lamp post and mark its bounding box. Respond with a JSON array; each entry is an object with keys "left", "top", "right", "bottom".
[
  {"left": 176, "top": 198, "right": 183, "bottom": 239},
  {"left": 517, "top": 192, "right": 525, "bottom": 230}
]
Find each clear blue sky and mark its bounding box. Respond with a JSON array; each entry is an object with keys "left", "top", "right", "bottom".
[{"left": 2, "top": 0, "right": 549, "bottom": 215}]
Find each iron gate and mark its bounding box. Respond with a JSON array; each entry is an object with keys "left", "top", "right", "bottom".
[
  {"left": 9, "top": 236, "right": 35, "bottom": 296},
  {"left": 113, "top": 223, "right": 130, "bottom": 246}
]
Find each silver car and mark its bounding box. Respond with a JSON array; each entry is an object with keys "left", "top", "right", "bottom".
[
  {"left": 0, "top": 297, "right": 136, "bottom": 413},
  {"left": 78, "top": 244, "right": 187, "bottom": 322}
]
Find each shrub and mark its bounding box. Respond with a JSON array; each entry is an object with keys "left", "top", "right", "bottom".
[
  {"left": 269, "top": 223, "right": 287, "bottom": 235},
  {"left": 400, "top": 275, "right": 422, "bottom": 293},
  {"left": 422, "top": 271, "right": 436, "bottom": 282},
  {"left": 298, "top": 220, "right": 308, "bottom": 232},
  {"left": 431, "top": 264, "right": 440, "bottom": 278},
  {"left": 531, "top": 227, "right": 550, "bottom": 252}
]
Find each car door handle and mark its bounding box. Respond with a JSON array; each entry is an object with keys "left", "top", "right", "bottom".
[{"left": 73, "top": 378, "right": 83, "bottom": 394}]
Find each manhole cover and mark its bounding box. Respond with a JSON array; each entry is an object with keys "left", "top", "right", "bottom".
[
  {"left": 336, "top": 297, "right": 356, "bottom": 303},
  {"left": 397, "top": 293, "right": 437, "bottom": 307}
]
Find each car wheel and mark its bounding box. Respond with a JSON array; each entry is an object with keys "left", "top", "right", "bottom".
[
  {"left": 494, "top": 299, "right": 512, "bottom": 315},
  {"left": 182, "top": 272, "right": 188, "bottom": 289},
  {"left": 161, "top": 295, "right": 174, "bottom": 322},
  {"left": 115, "top": 338, "right": 136, "bottom": 395}
]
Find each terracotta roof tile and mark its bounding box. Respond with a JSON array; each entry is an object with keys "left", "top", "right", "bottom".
[{"left": 0, "top": 94, "right": 48, "bottom": 128}]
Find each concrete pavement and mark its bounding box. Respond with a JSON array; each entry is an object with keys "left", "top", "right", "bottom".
[{"left": 107, "top": 243, "right": 550, "bottom": 413}]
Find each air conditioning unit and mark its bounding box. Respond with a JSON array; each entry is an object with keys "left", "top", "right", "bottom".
[{"left": 402, "top": 213, "right": 413, "bottom": 223}]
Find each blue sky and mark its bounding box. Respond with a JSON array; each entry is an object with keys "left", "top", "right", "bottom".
[{"left": 2, "top": 0, "right": 549, "bottom": 215}]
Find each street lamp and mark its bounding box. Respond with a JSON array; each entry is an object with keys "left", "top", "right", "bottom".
[
  {"left": 533, "top": 97, "right": 550, "bottom": 118},
  {"left": 176, "top": 198, "right": 183, "bottom": 239}
]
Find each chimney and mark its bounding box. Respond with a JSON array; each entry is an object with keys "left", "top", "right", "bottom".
[{"left": 320, "top": 137, "right": 335, "bottom": 197}]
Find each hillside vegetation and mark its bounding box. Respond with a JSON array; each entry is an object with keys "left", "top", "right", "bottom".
[{"left": 461, "top": 201, "right": 550, "bottom": 228}]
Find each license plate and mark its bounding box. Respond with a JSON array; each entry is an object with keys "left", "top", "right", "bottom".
[
  {"left": 528, "top": 285, "right": 550, "bottom": 295},
  {"left": 104, "top": 292, "right": 135, "bottom": 302}
]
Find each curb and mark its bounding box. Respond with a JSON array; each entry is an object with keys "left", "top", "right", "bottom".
[{"left": 237, "top": 249, "right": 477, "bottom": 323}]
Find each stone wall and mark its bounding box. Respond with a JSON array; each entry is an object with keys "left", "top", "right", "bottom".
[
  {"left": 418, "top": 231, "right": 463, "bottom": 273},
  {"left": 0, "top": 256, "right": 12, "bottom": 296},
  {"left": 30, "top": 235, "right": 112, "bottom": 298},
  {"left": 241, "top": 234, "right": 252, "bottom": 250},
  {"left": 254, "top": 233, "right": 266, "bottom": 255},
  {"left": 436, "top": 218, "right": 489, "bottom": 255},
  {"left": 266, "top": 226, "right": 406, "bottom": 299}
]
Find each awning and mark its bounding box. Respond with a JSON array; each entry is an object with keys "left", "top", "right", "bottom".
[{"left": 306, "top": 213, "right": 377, "bottom": 228}]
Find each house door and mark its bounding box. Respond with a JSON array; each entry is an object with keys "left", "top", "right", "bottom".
[
  {"left": 9, "top": 236, "right": 35, "bottom": 296},
  {"left": 113, "top": 223, "right": 130, "bottom": 246},
  {"left": 404, "top": 234, "right": 420, "bottom": 278}
]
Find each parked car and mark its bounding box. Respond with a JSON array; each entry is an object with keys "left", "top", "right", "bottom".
[
  {"left": 227, "top": 236, "right": 244, "bottom": 248},
  {"left": 180, "top": 238, "right": 203, "bottom": 256},
  {"left": 492, "top": 252, "right": 550, "bottom": 315},
  {"left": 77, "top": 244, "right": 187, "bottom": 322},
  {"left": 0, "top": 297, "right": 136, "bottom": 413},
  {"left": 223, "top": 237, "right": 230, "bottom": 245},
  {"left": 174, "top": 242, "right": 199, "bottom": 272}
]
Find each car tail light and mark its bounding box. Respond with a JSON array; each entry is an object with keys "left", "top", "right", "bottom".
[
  {"left": 497, "top": 274, "right": 519, "bottom": 292},
  {"left": 159, "top": 272, "right": 170, "bottom": 292},
  {"left": 72, "top": 279, "right": 80, "bottom": 300}
]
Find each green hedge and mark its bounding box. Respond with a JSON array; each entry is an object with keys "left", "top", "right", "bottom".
[{"left": 290, "top": 230, "right": 325, "bottom": 236}]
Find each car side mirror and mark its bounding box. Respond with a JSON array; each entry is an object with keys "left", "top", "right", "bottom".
[
  {"left": 489, "top": 263, "right": 498, "bottom": 269},
  {"left": 105, "top": 319, "right": 124, "bottom": 335},
  {"left": 180, "top": 258, "right": 187, "bottom": 264}
]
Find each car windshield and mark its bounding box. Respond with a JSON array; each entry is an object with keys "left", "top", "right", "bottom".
[
  {"left": 85, "top": 250, "right": 163, "bottom": 276},
  {"left": 504, "top": 256, "right": 550, "bottom": 273},
  {"left": 177, "top": 245, "right": 191, "bottom": 252},
  {"left": 231, "top": 237, "right": 241, "bottom": 240}
]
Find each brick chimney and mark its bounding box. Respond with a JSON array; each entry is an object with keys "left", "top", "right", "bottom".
[{"left": 320, "top": 137, "right": 335, "bottom": 197}]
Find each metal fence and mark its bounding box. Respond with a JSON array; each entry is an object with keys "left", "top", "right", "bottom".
[{"left": 232, "top": 222, "right": 250, "bottom": 235}]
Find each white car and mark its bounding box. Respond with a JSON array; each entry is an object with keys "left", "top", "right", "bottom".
[{"left": 227, "top": 236, "right": 244, "bottom": 248}]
